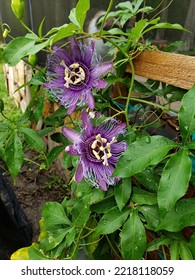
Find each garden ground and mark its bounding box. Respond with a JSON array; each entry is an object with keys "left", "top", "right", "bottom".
[{"left": 0, "top": 150, "right": 67, "bottom": 259}]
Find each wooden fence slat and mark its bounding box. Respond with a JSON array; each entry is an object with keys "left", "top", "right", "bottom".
[{"left": 126, "top": 50, "right": 195, "bottom": 90}]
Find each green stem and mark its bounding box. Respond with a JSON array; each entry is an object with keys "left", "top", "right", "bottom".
[
  {"left": 113, "top": 96, "right": 168, "bottom": 111},
  {"left": 105, "top": 235, "right": 121, "bottom": 259},
  {"left": 18, "top": 18, "right": 36, "bottom": 35},
  {"left": 99, "top": 0, "right": 114, "bottom": 36},
  {"left": 23, "top": 157, "right": 40, "bottom": 167},
  {"left": 124, "top": 58, "right": 135, "bottom": 129},
  {"left": 71, "top": 226, "right": 85, "bottom": 259}
]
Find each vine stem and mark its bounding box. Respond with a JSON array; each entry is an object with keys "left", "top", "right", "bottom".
[
  {"left": 18, "top": 18, "right": 36, "bottom": 34},
  {"left": 105, "top": 235, "right": 121, "bottom": 259},
  {"left": 99, "top": 0, "right": 114, "bottom": 36},
  {"left": 124, "top": 58, "right": 135, "bottom": 129}
]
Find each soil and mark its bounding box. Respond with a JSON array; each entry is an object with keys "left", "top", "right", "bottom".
[{"left": 0, "top": 150, "right": 67, "bottom": 258}]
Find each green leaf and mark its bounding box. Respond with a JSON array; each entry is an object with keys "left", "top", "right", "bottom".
[
  {"left": 156, "top": 198, "right": 195, "bottom": 231},
  {"left": 40, "top": 228, "right": 69, "bottom": 251},
  {"left": 0, "top": 131, "right": 11, "bottom": 145},
  {"left": 114, "top": 178, "right": 132, "bottom": 211},
  {"left": 19, "top": 127, "right": 46, "bottom": 152},
  {"left": 158, "top": 149, "right": 192, "bottom": 212},
  {"left": 114, "top": 136, "right": 177, "bottom": 178},
  {"left": 11, "top": 0, "right": 24, "bottom": 19},
  {"left": 5, "top": 132, "right": 23, "bottom": 178},
  {"left": 121, "top": 210, "right": 147, "bottom": 260},
  {"left": 179, "top": 241, "right": 193, "bottom": 260},
  {"left": 46, "top": 145, "right": 65, "bottom": 168},
  {"left": 189, "top": 232, "right": 195, "bottom": 258},
  {"left": 147, "top": 236, "right": 172, "bottom": 252},
  {"left": 37, "top": 127, "right": 55, "bottom": 137},
  {"left": 69, "top": 0, "right": 90, "bottom": 30},
  {"left": 95, "top": 206, "right": 130, "bottom": 235},
  {"left": 91, "top": 196, "right": 116, "bottom": 214},
  {"left": 41, "top": 202, "right": 71, "bottom": 229},
  {"left": 170, "top": 241, "right": 180, "bottom": 260},
  {"left": 30, "top": 68, "right": 45, "bottom": 85},
  {"left": 62, "top": 153, "right": 72, "bottom": 169},
  {"left": 51, "top": 23, "right": 78, "bottom": 44},
  {"left": 132, "top": 187, "right": 157, "bottom": 205},
  {"left": 135, "top": 169, "right": 159, "bottom": 192},
  {"left": 131, "top": 19, "right": 149, "bottom": 41},
  {"left": 27, "top": 40, "right": 50, "bottom": 56},
  {"left": 3, "top": 37, "right": 36, "bottom": 66},
  {"left": 33, "top": 94, "right": 45, "bottom": 122},
  {"left": 65, "top": 226, "right": 76, "bottom": 248},
  {"left": 138, "top": 205, "right": 160, "bottom": 229},
  {"left": 0, "top": 99, "right": 4, "bottom": 112},
  {"left": 38, "top": 17, "right": 46, "bottom": 38},
  {"left": 143, "top": 22, "right": 186, "bottom": 35},
  {"left": 28, "top": 243, "right": 49, "bottom": 260},
  {"left": 72, "top": 195, "right": 91, "bottom": 227},
  {"left": 50, "top": 132, "right": 68, "bottom": 144},
  {"left": 44, "top": 106, "right": 67, "bottom": 126},
  {"left": 178, "top": 84, "right": 195, "bottom": 143},
  {"left": 11, "top": 246, "right": 30, "bottom": 260}
]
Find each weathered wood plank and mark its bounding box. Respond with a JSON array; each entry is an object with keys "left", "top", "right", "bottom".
[{"left": 126, "top": 50, "right": 195, "bottom": 90}]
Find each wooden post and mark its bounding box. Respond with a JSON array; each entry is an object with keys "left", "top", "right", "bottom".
[{"left": 126, "top": 50, "right": 195, "bottom": 90}]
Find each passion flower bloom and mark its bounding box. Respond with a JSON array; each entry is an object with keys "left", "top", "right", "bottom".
[
  {"left": 62, "top": 110, "right": 127, "bottom": 191},
  {"left": 44, "top": 38, "right": 113, "bottom": 114}
]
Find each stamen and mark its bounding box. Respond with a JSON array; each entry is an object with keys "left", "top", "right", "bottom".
[
  {"left": 92, "top": 150, "right": 101, "bottom": 160},
  {"left": 91, "top": 139, "right": 99, "bottom": 150},
  {"left": 64, "top": 63, "right": 86, "bottom": 88},
  {"left": 90, "top": 134, "right": 117, "bottom": 165}
]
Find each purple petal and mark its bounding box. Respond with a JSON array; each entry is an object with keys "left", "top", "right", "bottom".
[
  {"left": 81, "top": 110, "right": 94, "bottom": 136},
  {"left": 92, "top": 62, "right": 113, "bottom": 78},
  {"left": 96, "top": 79, "right": 108, "bottom": 89},
  {"left": 62, "top": 126, "right": 80, "bottom": 143},
  {"left": 83, "top": 41, "right": 95, "bottom": 65},
  {"left": 87, "top": 92, "right": 95, "bottom": 109},
  {"left": 74, "top": 161, "right": 84, "bottom": 182},
  {"left": 65, "top": 145, "right": 79, "bottom": 156},
  {"left": 67, "top": 103, "right": 77, "bottom": 115},
  {"left": 98, "top": 177, "right": 107, "bottom": 191},
  {"left": 70, "top": 38, "right": 81, "bottom": 61}
]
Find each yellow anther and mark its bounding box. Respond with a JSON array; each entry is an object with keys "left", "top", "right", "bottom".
[
  {"left": 92, "top": 150, "right": 101, "bottom": 160},
  {"left": 91, "top": 139, "right": 99, "bottom": 149}
]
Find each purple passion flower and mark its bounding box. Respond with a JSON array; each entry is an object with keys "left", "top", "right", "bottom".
[
  {"left": 62, "top": 110, "right": 127, "bottom": 191},
  {"left": 44, "top": 38, "right": 113, "bottom": 114}
]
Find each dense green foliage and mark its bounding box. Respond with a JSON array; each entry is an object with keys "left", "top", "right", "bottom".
[{"left": 1, "top": 0, "right": 195, "bottom": 260}]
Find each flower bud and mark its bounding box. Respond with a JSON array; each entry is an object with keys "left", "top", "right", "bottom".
[
  {"left": 11, "top": 0, "right": 24, "bottom": 20},
  {"left": 28, "top": 54, "right": 38, "bottom": 67}
]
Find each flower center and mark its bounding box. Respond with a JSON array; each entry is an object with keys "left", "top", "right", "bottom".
[
  {"left": 91, "top": 134, "right": 117, "bottom": 166},
  {"left": 64, "top": 63, "right": 86, "bottom": 88}
]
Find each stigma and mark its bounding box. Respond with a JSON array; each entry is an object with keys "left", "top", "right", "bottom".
[
  {"left": 91, "top": 134, "right": 117, "bottom": 166},
  {"left": 64, "top": 63, "right": 86, "bottom": 88}
]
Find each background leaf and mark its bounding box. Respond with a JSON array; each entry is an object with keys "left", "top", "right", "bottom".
[
  {"left": 138, "top": 205, "right": 160, "bottom": 229},
  {"left": 114, "top": 136, "right": 177, "bottom": 178},
  {"left": 158, "top": 149, "right": 192, "bottom": 211},
  {"left": 132, "top": 187, "right": 157, "bottom": 205},
  {"left": 5, "top": 131, "right": 23, "bottom": 178},
  {"left": 72, "top": 195, "right": 91, "bottom": 227},
  {"left": 46, "top": 145, "right": 65, "bottom": 168},
  {"left": 3, "top": 37, "right": 36, "bottom": 66},
  {"left": 69, "top": 0, "right": 90, "bottom": 30},
  {"left": 41, "top": 202, "right": 71, "bottom": 229},
  {"left": 178, "top": 84, "right": 195, "bottom": 143},
  {"left": 114, "top": 178, "right": 132, "bottom": 211},
  {"left": 19, "top": 127, "right": 46, "bottom": 152},
  {"left": 156, "top": 198, "right": 195, "bottom": 231},
  {"left": 95, "top": 206, "right": 130, "bottom": 235},
  {"left": 121, "top": 210, "right": 147, "bottom": 259}
]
